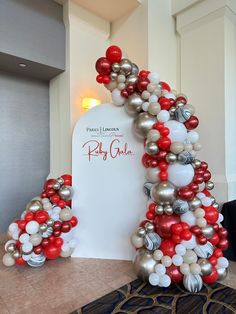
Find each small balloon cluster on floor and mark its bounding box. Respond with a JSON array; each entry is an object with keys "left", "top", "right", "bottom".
[
  {"left": 96, "top": 46, "right": 229, "bottom": 292},
  {"left": 2, "top": 174, "right": 78, "bottom": 267}
]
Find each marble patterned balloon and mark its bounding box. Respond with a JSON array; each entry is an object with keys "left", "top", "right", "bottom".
[
  {"left": 183, "top": 274, "right": 203, "bottom": 293},
  {"left": 194, "top": 242, "right": 214, "bottom": 258},
  {"left": 143, "top": 182, "right": 153, "bottom": 198},
  {"left": 27, "top": 253, "right": 46, "bottom": 268},
  {"left": 178, "top": 151, "right": 194, "bottom": 165},
  {"left": 173, "top": 199, "right": 189, "bottom": 215},
  {"left": 174, "top": 107, "right": 191, "bottom": 123},
  {"left": 41, "top": 227, "right": 53, "bottom": 238},
  {"left": 144, "top": 232, "right": 161, "bottom": 251}
]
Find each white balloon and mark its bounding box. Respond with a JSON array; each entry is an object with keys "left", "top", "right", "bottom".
[
  {"left": 12, "top": 231, "right": 19, "bottom": 240},
  {"left": 111, "top": 88, "right": 125, "bottom": 106},
  {"left": 187, "top": 131, "right": 199, "bottom": 144},
  {"left": 146, "top": 167, "right": 160, "bottom": 183},
  {"left": 148, "top": 72, "right": 160, "bottom": 84},
  {"left": 165, "top": 120, "right": 187, "bottom": 142},
  {"left": 22, "top": 242, "right": 33, "bottom": 253},
  {"left": 149, "top": 273, "right": 160, "bottom": 286},
  {"left": 217, "top": 213, "right": 224, "bottom": 223},
  {"left": 161, "top": 256, "right": 172, "bottom": 267},
  {"left": 201, "top": 197, "right": 212, "bottom": 207},
  {"left": 217, "top": 257, "right": 229, "bottom": 269},
  {"left": 149, "top": 95, "right": 158, "bottom": 103},
  {"left": 181, "top": 211, "right": 196, "bottom": 227},
  {"left": 196, "top": 192, "right": 205, "bottom": 199},
  {"left": 165, "top": 92, "right": 176, "bottom": 100},
  {"left": 19, "top": 233, "right": 30, "bottom": 244},
  {"left": 42, "top": 198, "right": 50, "bottom": 204},
  {"left": 159, "top": 274, "right": 171, "bottom": 287},
  {"left": 61, "top": 244, "right": 71, "bottom": 253},
  {"left": 172, "top": 254, "right": 183, "bottom": 266},
  {"left": 180, "top": 263, "right": 190, "bottom": 275},
  {"left": 52, "top": 206, "right": 61, "bottom": 215},
  {"left": 22, "top": 254, "right": 32, "bottom": 261},
  {"left": 182, "top": 235, "right": 197, "bottom": 249},
  {"left": 168, "top": 163, "right": 194, "bottom": 187},
  {"left": 25, "top": 221, "right": 39, "bottom": 234},
  {"left": 43, "top": 202, "right": 52, "bottom": 211},
  {"left": 198, "top": 183, "right": 205, "bottom": 192},
  {"left": 142, "top": 102, "right": 149, "bottom": 111},
  {"left": 69, "top": 239, "right": 77, "bottom": 249},
  {"left": 157, "top": 110, "right": 170, "bottom": 122},
  {"left": 155, "top": 263, "right": 166, "bottom": 275},
  {"left": 175, "top": 244, "right": 186, "bottom": 256},
  {"left": 153, "top": 249, "right": 163, "bottom": 261},
  {"left": 8, "top": 223, "right": 18, "bottom": 233}
]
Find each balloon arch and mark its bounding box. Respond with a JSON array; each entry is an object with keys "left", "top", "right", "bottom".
[{"left": 95, "top": 45, "right": 229, "bottom": 292}]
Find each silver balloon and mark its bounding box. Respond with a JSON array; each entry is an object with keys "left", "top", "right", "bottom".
[
  {"left": 120, "top": 59, "right": 132, "bottom": 75},
  {"left": 209, "top": 196, "right": 215, "bottom": 204},
  {"left": 155, "top": 205, "right": 164, "bottom": 215},
  {"left": 26, "top": 200, "right": 42, "bottom": 212},
  {"left": 6, "top": 243, "right": 16, "bottom": 254},
  {"left": 164, "top": 205, "right": 174, "bottom": 215},
  {"left": 189, "top": 197, "right": 202, "bottom": 210},
  {"left": 125, "top": 93, "right": 143, "bottom": 116},
  {"left": 131, "top": 63, "right": 139, "bottom": 75},
  {"left": 58, "top": 185, "right": 73, "bottom": 201},
  {"left": 110, "top": 72, "right": 118, "bottom": 81},
  {"left": 57, "top": 177, "right": 64, "bottom": 185},
  {"left": 27, "top": 253, "right": 46, "bottom": 268},
  {"left": 192, "top": 159, "right": 201, "bottom": 168},
  {"left": 213, "top": 202, "right": 220, "bottom": 211},
  {"left": 165, "top": 153, "right": 177, "bottom": 164},
  {"left": 52, "top": 181, "right": 61, "bottom": 190},
  {"left": 173, "top": 199, "right": 189, "bottom": 214},
  {"left": 183, "top": 274, "right": 203, "bottom": 293},
  {"left": 137, "top": 227, "right": 146, "bottom": 238},
  {"left": 39, "top": 223, "right": 48, "bottom": 233},
  {"left": 198, "top": 258, "right": 212, "bottom": 276},
  {"left": 112, "top": 62, "right": 120, "bottom": 73},
  {"left": 133, "top": 112, "right": 157, "bottom": 138},
  {"left": 217, "top": 267, "right": 228, "bottom": 281},
  {"left": 126, "top": 74, "right": 138, "bottom": 85},
  {"left": 12, "top": 250, "right": 21, "bottom": 259},
  {"left": 205, "top": 181, "right": 214, "bottom": 190},
  {"left": 202, "top": 225, "right": 214, "bottom": 239},
  {"left": 46, "top": 218, "right": 54, "bottom": 227},
  {"left": 145, "top": 142, "right": 158, "bottom": 155},
  {"left": 174, "top": 107, "right": 191, "bottom": 122},
  {"left": 151, "top": 181, "right": 176, "bottom": 205},
  {"left": 145, "top": 222, "right": 155, "bottom": 233},
  {"left": 133, "top": 249, "right": 157, "bottom": 281},
  {"left": 194, "top": 242, "right": 214, "bottom": 258},
  {"left": 169, "top": 106, "right": 176, "bottom": 117},
  {"left": 144, "top": 232, "right": 161, "bottom": 251}
]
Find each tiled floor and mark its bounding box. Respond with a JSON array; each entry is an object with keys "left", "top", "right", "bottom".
[{"left": 1, "top": 240, "right": 236, "bottom": 314}]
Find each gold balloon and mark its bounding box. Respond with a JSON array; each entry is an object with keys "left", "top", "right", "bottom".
[
  {"left": 26, "top": 200, "right": 42, "bottom": 212},
  {"left": 151, "top": 181, "right": 176, "bottom": 205},
  {"left": 124, "top": 93, "right": 143, "bottom": 116},
  {"left": 133, "top": 249, "right": 157, "bottom": 282}
]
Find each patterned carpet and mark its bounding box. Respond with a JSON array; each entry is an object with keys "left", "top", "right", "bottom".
[{"left": 71, "top": 279, "right": 236, "bottom": 314}]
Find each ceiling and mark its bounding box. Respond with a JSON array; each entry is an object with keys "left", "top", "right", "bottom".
[{"left": 54, "top": 0, "right": 140, "bottom": 22}]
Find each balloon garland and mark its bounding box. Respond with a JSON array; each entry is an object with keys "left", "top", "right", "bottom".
[
  {"left": 96, "top": 45, "right": 229, "bottom": 292},
  {"left": 2, "top": 174, "right": 78, "bottom": 267}
]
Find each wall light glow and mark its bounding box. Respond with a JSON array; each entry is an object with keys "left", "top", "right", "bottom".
[{"left": 82, "top": 98, "right": 101, "bottom": 111}]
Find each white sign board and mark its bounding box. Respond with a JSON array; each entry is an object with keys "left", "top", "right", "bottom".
[{"left": 72, "top": 104, "right": 146, "bottom": 260}]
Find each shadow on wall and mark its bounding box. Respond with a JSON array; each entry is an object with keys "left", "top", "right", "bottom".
[{"left": 0, "top": 71, "right": 50, "bottom": 233}]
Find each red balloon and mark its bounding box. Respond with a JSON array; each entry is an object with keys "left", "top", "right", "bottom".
[
  {"left": 157, "top": 137, "right": 171, "bottom": 150},
  {"left": 34, "top": 245, "right": 43, "bottom": 254},
  {"left": 44, "top": 179, "right": 56, "bottom": 191},
  {"left": 121, "top": 89, "right": 129, "bottom": 98},
  {"left": 184, "top": 116, "right": 199, "bottom": 130},
  {"left": 156, "top": 150, "right": 168, "bottom": 162},
  {"left": 190, "top": 226, "right": 202, "bottom": 236},
  {"left": 172, "top": 234, "right": 181, "bottom": 244},
  {"left": 142, "top": 153, "right": 151, "bottom": 168},
  {"left": 175, "top": 95, "right": 187, "bottom": 105},
  {"left": 218, "top": 238, "right": 229, "bottom": 250},
  {"left": 58, "top": 200, "right": 66, "bottom": 209},
  {"left": 46, "top": 188, "right": 56, "bottom": 197},
  {"left": 48, "top": 235, "right": 55, "bottom": 243},
  {"left": 202, "top": 266, "right": 218, "bottom": 284},
  {"left": 213, "top": 248, "right": 223, "bottom": 258},
  {"left": 159, "top": 171, "right": 168, "bottom": 181},
  {"left": 53, "top": 230, "right": 61, "bottom": 237},
  {"left": 197, "top": 234, "right": 207, "bottom": 245},
  {"left": 18, "top": 220, "right": 27, "bottom": 231},
  {"left": 96, "top": 74, "right": 103, "bottom": 84},
  {"left": 102, "top": 75, "right": 111, "bottom": 84},
  {"left": 41, "top": 238, "right": 50, "bottom": 248},
  {"left": 160, "top": 127, "right": 170, "bottom": 137},
  {"left": 209, "top": 233, "right": 220, "bottom": 246},
  {"left": 181, "top": 222, "right": 190, "bottom": 230},
  {"left": 106, "top": 45, "right": 122, "bottom": 63},
  {"left": 188, "top": 182, "right": 199, "bottom": 193},
  {"left": 201, "top": 161, "right": 208, "bottom": 170},
  {"left": 41, "top": 191, "right": 47, "bottom": 198},
  {"left": 155, "top": 214, "right": 181, "bottom": 239},
  {"left": 44, "top": 244, "right": 61, "bottom": 260},
  {"left": 178, "top": 188, "right": 194, "bottom": 201},
  {"left": 61, "top": 222, "right": 71, "bottom": 233},
  {"left": 153, "top": 122, "right": 164, "bottom": 131},
  {"left": 203, "top": 170, "right": 211, "bottom": 182},
  {"left": 171, "top": 223, "right": 183, "bottom": 235},
  {"left": 218, "top": 227, "right": 228, "bottom": 238},
  {"left": 35, "top": 210, "right": 49, "bottom": 224},
  {"left": 166, "top": 265, "right": 183, "bottom": 283},
  {"left": 208, "top": 255, "right": 217, "bottom": 266},
  {"left": 159, "top": 98, "right": 171, "bottom": 111},
  {"left": 16, "top": 240, "right": 21, "bottom": 250},
  {"left": 139, "top": 70, "right": 149, "bottom": 79},
  {"left": 15, "top": 257, "right": 26, "bottom": 265},
  {"left": 180, "top": 230, "right": 192, "bottom": 241},
  {"left": 25, "top": 212, "right": 34, "bottom": 222},
  {"left": 213, "top": 223, "right": 219, "bottom": 232},
  {"left": 95, "top": 57, "right": 111, "bottom": 75},
  {"left": 160, "top": 81, "right": 171, "bottom": 92},
  {"left": 54, "top": 237, "right": 64, "bottom": 247},
  {"left": 53, "top": 220, "right": 62, "bottom": 231},
  {"left": 203, "top": 206, "right": 219, "bottom": 225},
  {"left": 137, "top": 78, "right": 150, "bottom": 92},
  {"left": 50, "top": 194, "right": 60, "bottom": 204},
  {"left": 61, "top": 174, "right": 72, "bottom": 186},
  {"left": 193, "top": 175, "right": 204, "bottom": 185},
  {"left": 160, "top": 240, "right": 176, "bottom": 257},
  {"left": 146, "top": 211, "right": 155, "bottom": 220},
  {"left": 70, "top": 216, "right": 78, "bottom": 227}
]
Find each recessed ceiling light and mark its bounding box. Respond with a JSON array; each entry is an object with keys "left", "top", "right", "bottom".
[{"left": 18, "top": 63, "right": 27, "bottom": 68}]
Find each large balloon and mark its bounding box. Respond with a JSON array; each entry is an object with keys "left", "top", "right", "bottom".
[
  {"left": 155, "top": 214, "right": 180, "bottom": 239},
  {"left": 164, "top": 120, "right": 187, "bottom": 142},
  {"left": 151, "top": 181, "right": 176, "bottom": 205},
  {"left": 133, "top": 112, "right": 157, "bottom": 138},
  {"left": 168, "top": 163, "right": 194, "bottom": 187},
  {"left": 134, "top": 249, "right": 157, "bottom": 281}
]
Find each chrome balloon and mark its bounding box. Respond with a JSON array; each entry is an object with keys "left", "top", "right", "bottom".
[
  {"left": 192, "top": 159, "right": 201, "bottom": 168},
  {"left": 131, "top": 63, "right": 139, "bottom": 75},
  {"left": 26, "top": 200, "right": 42, "bottom": 212},
  {"left": 125, "top": 93, "right": 143, "bottom": 116},
  {"left": 205, "top": 181, "right": 214, "bottom": 190},
  {"left": 133, "top": 249, "right": 157, "bottom": 282},
  {"left": 137, "top": 227, "right": 146, "bottom": 238},
  {"left": 189, "top": 197, "right": 202, "bottom": 210},
  {"left": 164, "top": 205, "right": 174, "bottom": 215},
  {"left": 198, "top": 258, "right": 212, "bottom": 276},
  {"left": 165, "top": 153, "right": 177, "bottom": 164},
  {"left": 145, "top": 222, "right": 155, "bottom": 233},
  {"left": 112, "top": 62, "right": 120, "bottom": 73},
  {"left": 183, "top": 274, "right": 203, "bottom": 293},
  {"left": 126, "top": 74, "right": 138, "bottom": 85},
  {"left": 133, "top": 112, "right": 157, "bottom": 138},
  {"left": 155, "top": 205, "right": 164, "bottom": 215},
  {"left": 52, "top": 181, "right": 61, "bottom": 190},
  {"left": 119, "top": 59, "right": 132, "bottom": 75},
  {"left": 151, "top": 181, "right": 176, "bottom": 205},
  {"left": 58, "top": 185, "right": 73, "bottom": 201},
  {"left": 217, "top": 267, "right": 228, "bottom": 281},
  {"left": 145, "top": 142, "right": 159, "bottom": 155},
  {"left": 202, "top": 225, "right": 214, "bottom": 239}
]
